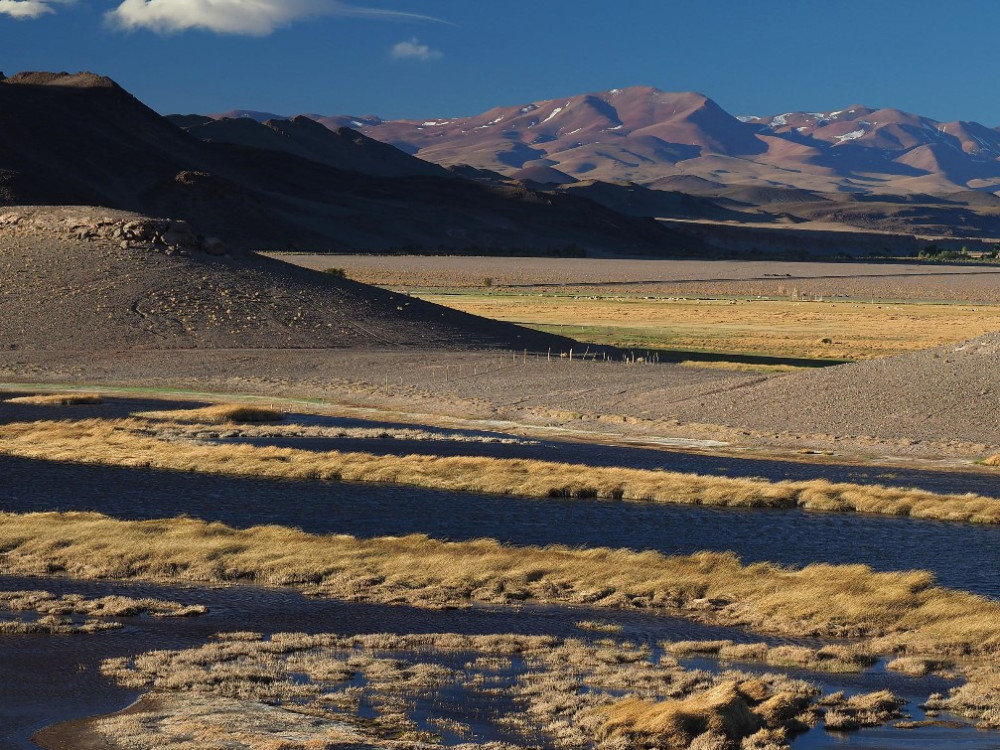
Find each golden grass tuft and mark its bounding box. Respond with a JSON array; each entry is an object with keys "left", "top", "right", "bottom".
[
  {"left": 4, "top": 417, "right": 1000, "bottom": 528},
  {"left": 886, "top": 655, "right": 954, "bottom": 677},
  {"left": 820, "top": 690, "right": 905, "bottom": 731},
  {"left": 599, "top": 682, "right": 760, "bottom": 747},
  {"left": 4, "top": 393, "right": 103, "bottom": 405},
  {"left": 0, "top": 589, "right": 206, "bottom": 618},
  {"left": 575, "top": 619, "right": 625, "bottom": 634}
]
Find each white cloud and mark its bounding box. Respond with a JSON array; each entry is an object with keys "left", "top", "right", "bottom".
[
  {"left": 0, "top": 0, "right": 73, "bottom": 19},
  {"left": 391, "top": 36, "right": 441, "bottom": 61},
  {"left": 106, "top": 0, "right": 441, "bottom": 35}
]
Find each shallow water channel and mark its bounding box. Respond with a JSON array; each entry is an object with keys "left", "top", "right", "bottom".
[
  {"left": 5, "top": 445, "right": 1000, "bottom": 597},
  {"left": 242, "top": 410, "right": 1000, "bottom": 496},
  {"left": 0, "top": 575, "right": 984, "bottom": 750},
  {"left": 5, "top": 403, "right": 1000, "bottom": 747}
]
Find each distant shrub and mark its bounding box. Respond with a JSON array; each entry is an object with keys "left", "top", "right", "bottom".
[
  {"left": 918, "top": 244, "right": 971, "bottom": 261},
  {"left": 324, "top": 267, "right": 347, "bottom": 278}
]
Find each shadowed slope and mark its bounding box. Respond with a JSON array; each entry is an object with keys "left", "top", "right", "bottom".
[
  {"left": 169, "top": 114, "right": 449, "bottom": 179},
  {"left": 0, "top": 207, "right": 579, "bottom": 352}
]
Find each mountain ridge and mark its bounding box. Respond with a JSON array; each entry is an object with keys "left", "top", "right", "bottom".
[{"left": 215, "top": 86, "right": 1000, "bottom": 195}]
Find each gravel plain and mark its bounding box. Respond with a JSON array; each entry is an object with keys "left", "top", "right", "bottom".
[{"left": 3, "top": 209, "right": 1000, "bottom": 465}]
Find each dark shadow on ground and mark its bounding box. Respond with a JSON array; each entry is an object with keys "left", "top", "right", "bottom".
[{"left": 644, "top": 348, "right": 849, "bottom": 368}]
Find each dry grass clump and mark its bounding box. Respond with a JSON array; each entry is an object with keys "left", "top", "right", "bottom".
[
  {"left": 4, "top": 393, "right": 103, "bottom": 405},
  {"left": 886, "top": 655, "right": 955, "bottom": 677},
  {"left": 923, "top": 664, "right": 1000, "bottom": 728},
  {"left": 0, "top": 589, "right": 206, "bottom": 618},
  {"left": 820, "top": 690, "right": 905, "bottom": 731},
  {"left": 599, "top": 682, "right": 760, "bottom": 748},
  {"left": 596, "top": 671, "right": 822, "bottom": 749},
  {"left": 664, "top": 640, "right": 876, "bottom": 674},
  {"left": 136, "top": 404, "right": 284, "bottom": 424},
  {"left": 0, "top": 589, "right": 205, "bottom": 636},
  {"left": 575, "top": 620, "right": 625, "bottom": 634},
  {"left": 0, "top": 614, "right": 121, "bottom": 634},
  {"left": 666, "top": 640, "right": 734, "bottom": 656},
  {"left": 5, "top": 418, "right": 1000, "bottom": 527},
  {"left": 981, "top": 453, "right": 1000, "bottom": 466}
]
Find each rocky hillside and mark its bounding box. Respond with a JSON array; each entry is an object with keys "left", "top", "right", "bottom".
[
  {"left": 671, "top": 331, "right": 1000, "bottom": 447},
  {"left": 0, "top": 206, "right": 580, "bottom": 352}
]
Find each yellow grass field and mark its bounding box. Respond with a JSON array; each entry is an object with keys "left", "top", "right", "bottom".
[
  {"left": 270, "top": 254, "right": 1000, "bottom": 361},
  {"left": 414, "top": 293, "right": 1000, "bottom": 361}
]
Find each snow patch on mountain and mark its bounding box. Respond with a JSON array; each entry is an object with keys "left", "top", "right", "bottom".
[{"left": 541, "top": 107, "right": 564, "bottom": 124}]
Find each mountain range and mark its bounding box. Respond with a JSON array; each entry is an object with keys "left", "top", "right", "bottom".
[
  {"left": 215, "top": 86, "right": 1000, "bottom": 196},
  {"left": 0, "top": 72, "right": 688, "bottom": 255},
  {"left": 5, "top": 71, "right": 1000, "bottom": 260}
]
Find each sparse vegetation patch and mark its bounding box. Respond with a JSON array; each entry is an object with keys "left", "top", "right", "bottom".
[
  {"left": 96, "top": 630, "right": 907, "bottom": 749},
  {"left": 664, "top": 640, "right": 877, "bottom": 673},
  {"left": 6, "top": 510, "right": 1000, "bottom": 737},
  {"left": 0, "top": 589, "right": 205, "bottom": 635},
  {"left": 134, "top": 419, "right": 536, "bottom": 445}
]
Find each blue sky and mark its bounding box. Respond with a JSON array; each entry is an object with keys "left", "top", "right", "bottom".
[{"left": 2, "top": 0, "right": 999, "bottom": 123}]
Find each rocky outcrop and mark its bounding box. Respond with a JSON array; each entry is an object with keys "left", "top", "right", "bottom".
[{"left": 0, "top": 210, "right": 227, "bottom": 256}]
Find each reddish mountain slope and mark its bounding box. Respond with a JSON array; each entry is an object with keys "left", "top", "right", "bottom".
[{"left": 276, "top": 87, "right": 1000, "bottom": 195}]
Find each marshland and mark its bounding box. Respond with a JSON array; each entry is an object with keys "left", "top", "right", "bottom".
[{"left": 7, "top": 255, "right": 1000, "bottom": 750}]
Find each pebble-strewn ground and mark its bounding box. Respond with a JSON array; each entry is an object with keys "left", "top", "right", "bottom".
[{"left": 3, "top": 213, "right": 1000, "bottom": 465}]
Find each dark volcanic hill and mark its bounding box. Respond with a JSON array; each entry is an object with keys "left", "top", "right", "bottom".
[
  {"left": 0, "top": 206, "right": 580, "bottom": 352},
  {"left": 0, "top": 72, "right": 696, "bottom": 255},
  {"left": 167, "top": 114, "right": 449, "bottom": 179},
  {"left": 274, "top": 86, "right": 1000, "bottom": 195}
]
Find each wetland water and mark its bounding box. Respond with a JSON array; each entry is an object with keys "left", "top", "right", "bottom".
[
  {"left": 0, "top": 575, "right": 766, "bottom": 749},
  {"left": 4, "top": 448, "right": 1000, "bottom": 597},
  {"left": 6, "top": 403, "right": 1000, "bottom": 748},
  {"left": 0, "top": 575, "right": 980, "bottom": 750},
  {"left": 240, "top": 410, "right": 1000, "bottom": 496}
]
